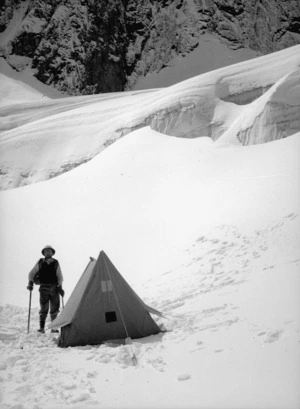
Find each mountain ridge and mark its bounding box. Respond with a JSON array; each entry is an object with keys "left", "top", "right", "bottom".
[{"left": 0, "top": 0, "right": 299, "bottom": 95}]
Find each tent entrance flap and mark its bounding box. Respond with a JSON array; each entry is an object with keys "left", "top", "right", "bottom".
[{"left": 48, "top": 258, "right": 96, "bottom": 330}]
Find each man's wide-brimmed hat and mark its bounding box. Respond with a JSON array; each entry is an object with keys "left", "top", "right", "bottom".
[{"left": 41, "top": 245, "right": 56, "bottom": 255}]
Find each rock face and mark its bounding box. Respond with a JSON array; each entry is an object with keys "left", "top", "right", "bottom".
[{"left": 0, "top": 0, "right": 300, "bottom": 95}]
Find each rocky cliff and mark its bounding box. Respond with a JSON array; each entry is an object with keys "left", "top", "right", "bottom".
[{"left": 0, "top": 0, "right": 299, "bottom": 95}]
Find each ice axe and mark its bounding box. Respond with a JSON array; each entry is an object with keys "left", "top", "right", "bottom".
[{"left": 27, "top": 289, "right": 32, "bottom": 334}]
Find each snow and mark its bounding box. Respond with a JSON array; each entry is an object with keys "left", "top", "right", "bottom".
[
  {"left": 132, "top": 34, "right": 260, "bottom": 90},
  {"left": 0, "top": 1, "right": 30, "bottom": 49},
  {"left": 0, "top": 45, "right": 300, "bottom": 409},
  {"left": 0, "top": 58, "right": 64, "bottom": 103},
  {"left": 1, "top": 45, "right": 299, "bottom": 189}
]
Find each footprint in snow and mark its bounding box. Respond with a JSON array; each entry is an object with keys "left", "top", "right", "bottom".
[
  {"left": 265, "top": 330, "right": 283, "bottom": 344},
  {"left": 286, "top": 213, "right": 297, "bottom": 221},
  {"left": 69, "top": 392, "right": 91, "bottom": 404},
  {"left": 257, "top": 330, "right": 283, "bottom": 344},
  {"left": 144, "top": 356, "right": 166, "bottom": 372},
  {"left": 177, "top": 373, "right": 191, "bottom": 381}
]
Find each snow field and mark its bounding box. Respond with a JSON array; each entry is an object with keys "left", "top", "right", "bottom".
[{"left": 1, "top": 210, "right": 299, "bottom": 409}]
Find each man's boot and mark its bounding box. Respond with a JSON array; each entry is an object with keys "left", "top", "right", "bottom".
[{"left": 37, "top": 319, "right": 45, "bottom": 334}]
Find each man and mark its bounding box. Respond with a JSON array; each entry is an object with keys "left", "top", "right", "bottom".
[{"left": 27, "top": 245, "right": 64, "bottom": 334}]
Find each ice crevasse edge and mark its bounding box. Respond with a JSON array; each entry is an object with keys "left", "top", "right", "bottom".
[{"left": 0, "top": 45, "right": 299, "bottom": 190}]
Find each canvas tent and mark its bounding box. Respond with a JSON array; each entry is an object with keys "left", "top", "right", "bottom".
[{"left": 48, "top": 251, "right": 163, "bottom": 347}]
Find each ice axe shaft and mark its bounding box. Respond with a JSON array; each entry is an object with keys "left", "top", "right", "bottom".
[{"left": 27, "top": 290, "right": 32, "bottom": 334}]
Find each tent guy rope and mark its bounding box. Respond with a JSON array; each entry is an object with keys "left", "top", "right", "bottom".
[{"left": 104, "top": 257, "right": 138, "bottom": 366}]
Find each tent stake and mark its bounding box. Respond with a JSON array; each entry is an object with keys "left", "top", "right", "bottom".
[{"left": 125, "top": 337, "right": 138, "bottom": 366}]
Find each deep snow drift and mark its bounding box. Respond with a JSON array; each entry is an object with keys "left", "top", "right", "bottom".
[{"left": 0, "top": 46, "right": 299, "bottom": 409}]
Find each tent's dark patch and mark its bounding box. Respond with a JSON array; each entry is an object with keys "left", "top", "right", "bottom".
[{"left": 105, "top": 311, "right": 117, "bottom": 323}]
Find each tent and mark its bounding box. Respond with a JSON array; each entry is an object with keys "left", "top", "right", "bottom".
[{"left": 48, "top": 250, "right": 163, "bottom": 347}]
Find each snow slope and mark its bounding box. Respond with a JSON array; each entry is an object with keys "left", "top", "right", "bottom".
[
  {"left": 0, "top": 129, "right": 299, "bottom": 409},
  {"left": 0, "top": 46, "right": 299, "bottom": 409},
  {"left": 0, "top": 58, "right": 63, "bottom": 101},
  {"left": 132, "top": 34, "right": 260, "bottom": 90}
]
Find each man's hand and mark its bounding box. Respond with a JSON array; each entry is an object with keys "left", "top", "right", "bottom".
[
  {"left": 58, "top": 286, "right": 65, "bottom": 297},
  {"left": 27, "top": 281, "right": 33, "bottom": 291}
]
